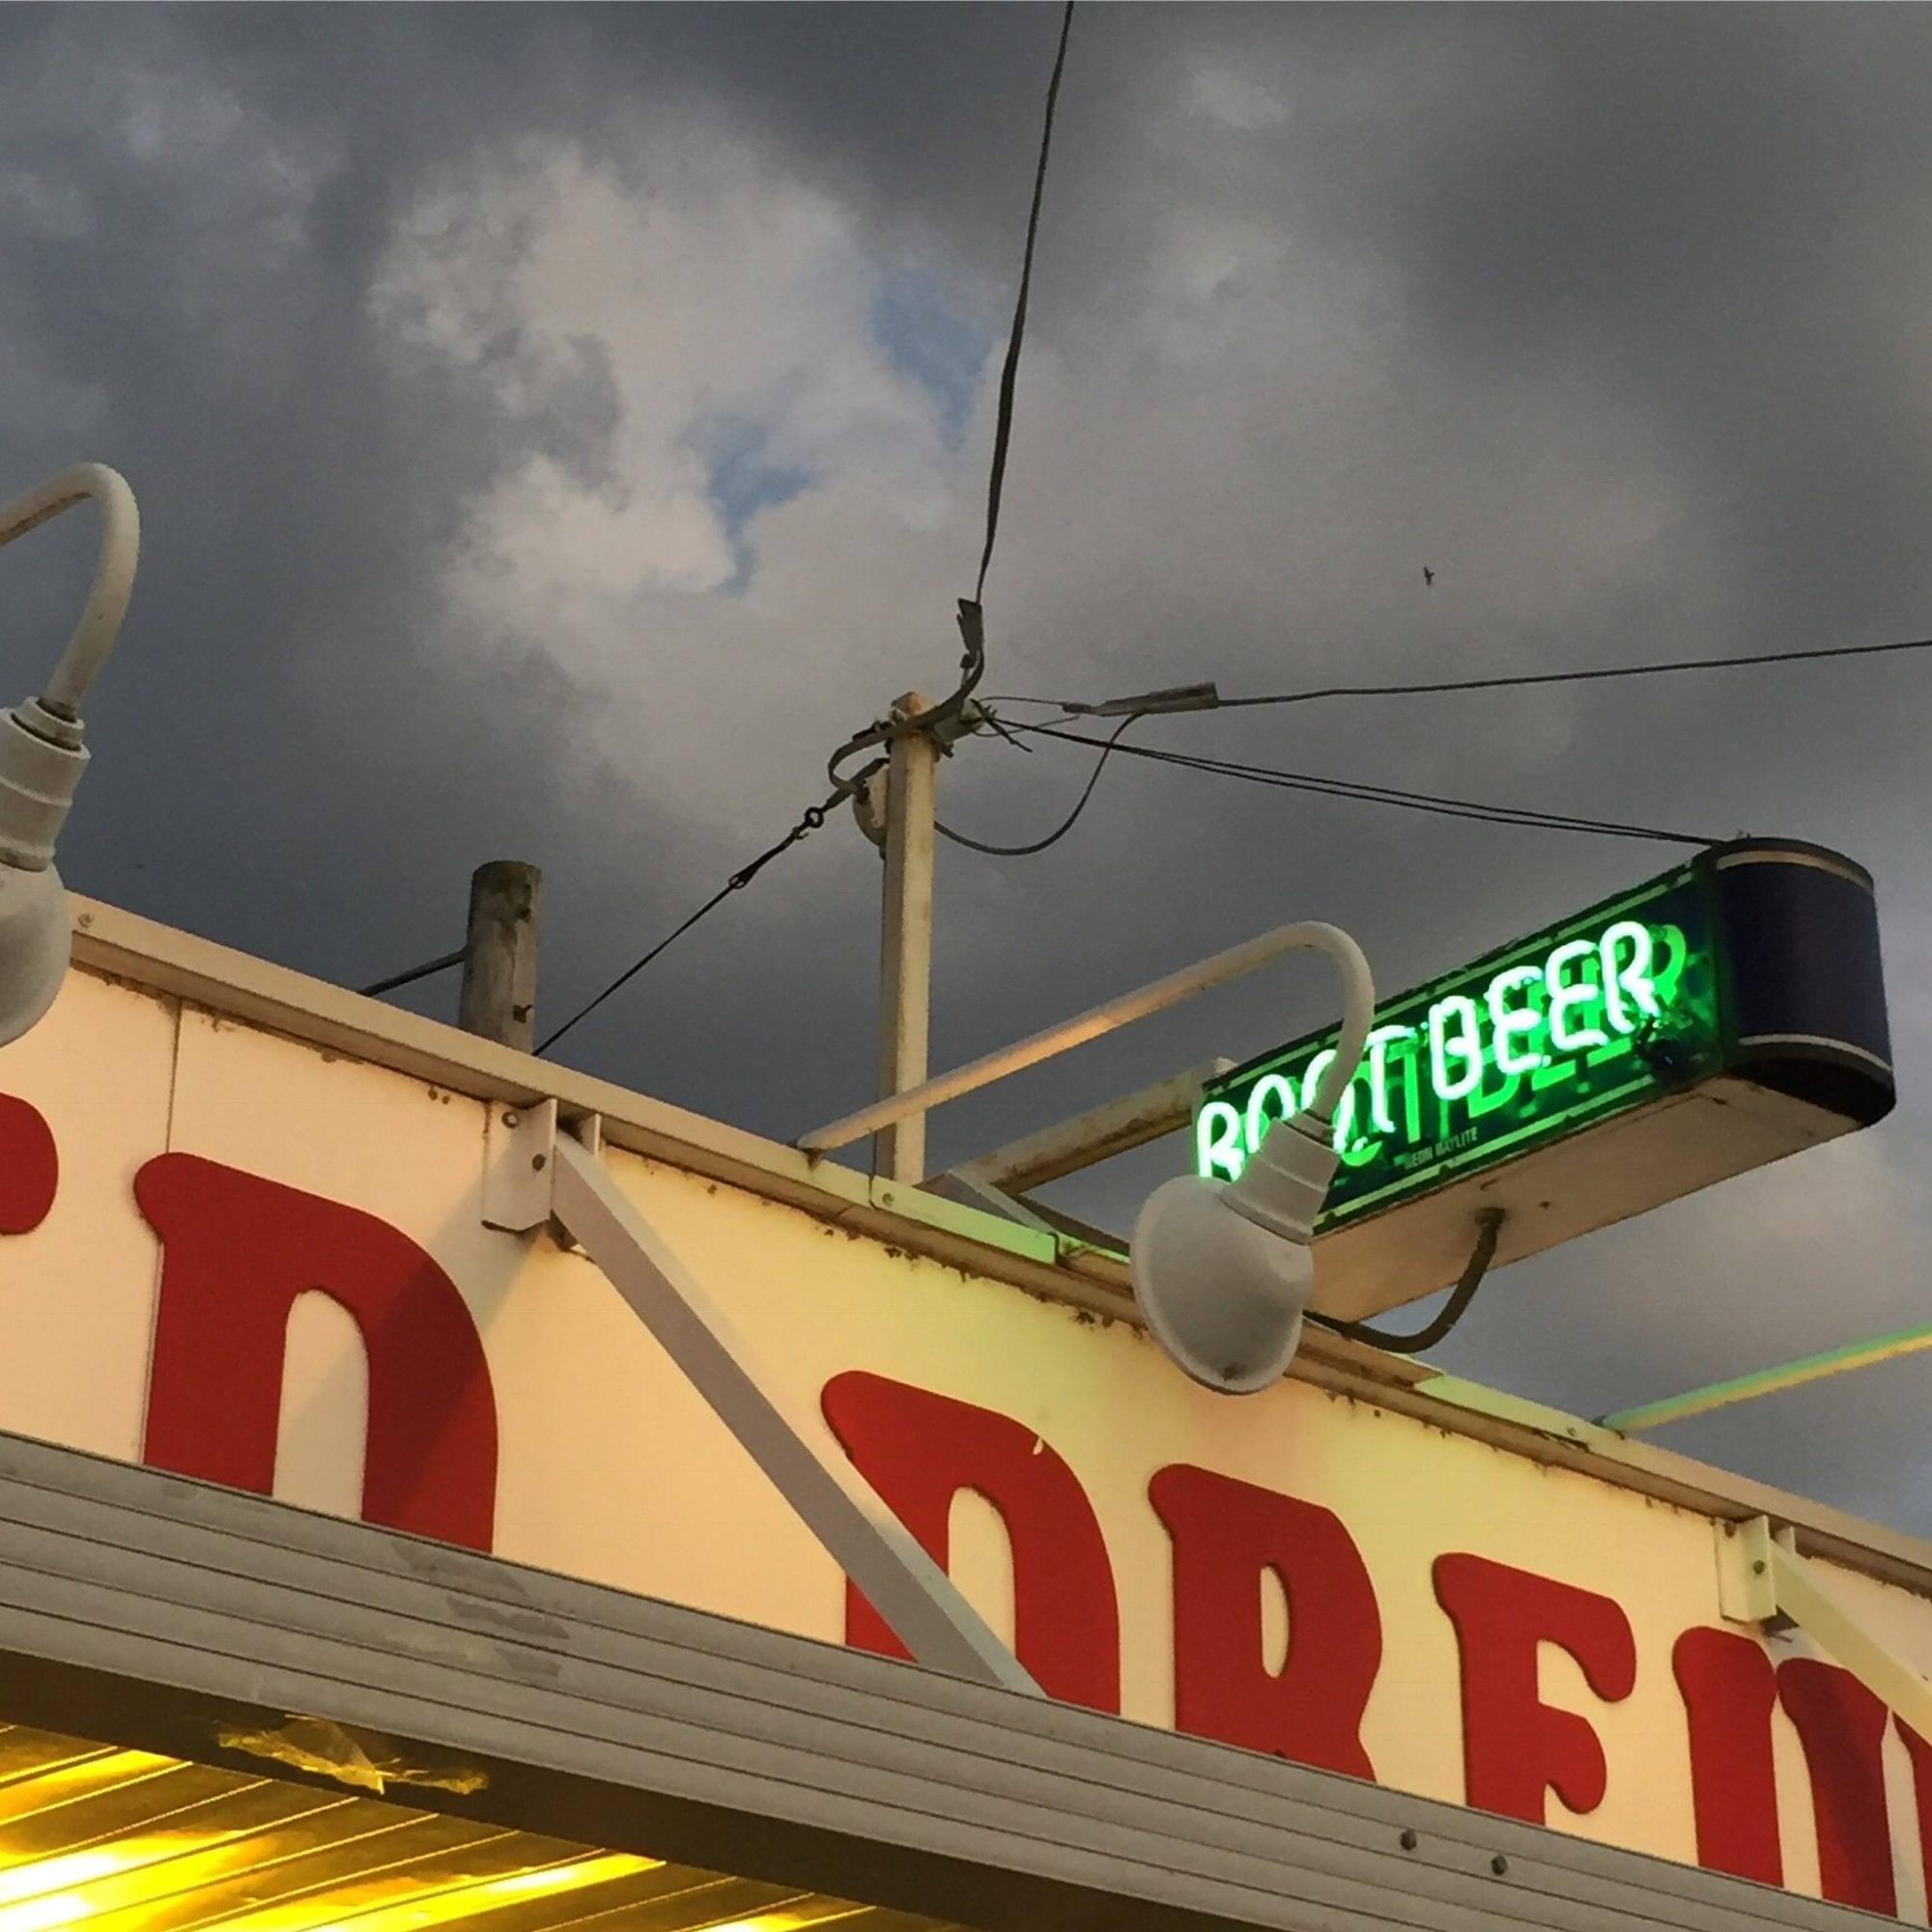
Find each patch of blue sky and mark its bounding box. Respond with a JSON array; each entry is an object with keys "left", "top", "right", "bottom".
[
  {"left": 699, "top": 414, "right": 813, "bottom": 595},
  {"left": 870, "top": 267, "right": 995, "bottom": 452}
]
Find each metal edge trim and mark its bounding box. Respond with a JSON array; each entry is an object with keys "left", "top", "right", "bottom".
[
  {"left": 1711, "top": 846, "right": 1872, "bottom": 889},
  {"left": 1735, "top": 1033, "right": 1893, "bottom": 1074}
]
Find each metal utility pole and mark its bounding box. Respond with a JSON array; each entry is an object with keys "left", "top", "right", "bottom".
[
  {"left": 458, "top": 860, "right": 542, "bottom": 1052},
  {"left": 873, "top": 694, "right": 937, "bottom": 1181}
]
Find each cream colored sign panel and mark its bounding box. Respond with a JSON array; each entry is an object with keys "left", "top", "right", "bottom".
[{"left": 0, "top": 968, "right": 1924, "bottom": 1918}]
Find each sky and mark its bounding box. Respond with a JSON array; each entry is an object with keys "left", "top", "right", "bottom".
[{"left": 4, "top": 4, "right": 1932, "bottom": 1530}]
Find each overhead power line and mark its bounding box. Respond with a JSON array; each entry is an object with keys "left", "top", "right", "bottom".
[
  {"left": 1218, "top": 632, "right": 1932, "bottom": 710},
  {"left": 543, "top": 11, "right": 1080, "bottom": 1051},
  {"left": 973, "top": 0, "right": 1075, "bottom": 609},
  {"left": 938, "top": 717, "right": 1714, "bottom": 850},
  {"left": 994, "top": 631, "right": 1932, "bottom": 721},
  {"left": 951, "top": 631, "right": 1929, "bottom": 851},
  {"left": 1034, "top": 722, "right": 1716, "bottom": 843},
  {"left": 536, "top": 784, "right": 856, "bottom": 1057},
  {"left": 825, "top": 0, "right": 1075, "bottom": 803}
]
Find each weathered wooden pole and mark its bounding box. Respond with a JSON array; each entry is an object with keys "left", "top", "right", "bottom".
[
  {"left": 458, "top": 860, "right": 542, "bottom": 1052},
  {"left": 874, "top": 694, "right": 937, "bottom": 1181}
]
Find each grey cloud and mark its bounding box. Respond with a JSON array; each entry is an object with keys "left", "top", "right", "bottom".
[{"left": 3, "top": 4, "right": 1930, "bottom": 1523}]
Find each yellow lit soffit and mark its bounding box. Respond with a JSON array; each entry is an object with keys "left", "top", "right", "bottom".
[
  {"left": 706, "top": 1914, "right": 874, "bottom": 1932},
  {"left": 213, "top": 1853, "right": 665, "bottom": 1931},
  {"left": 0, "top": 1722, "right": 932, "bottom": 1932},
  {"left": 0, "top": 1841, "right": 661, "bottom": 1931}
]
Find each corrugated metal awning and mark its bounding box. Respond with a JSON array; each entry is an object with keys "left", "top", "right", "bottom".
[{"left": 0, "top": 1431, "right": 1880, "bottom": 1932}]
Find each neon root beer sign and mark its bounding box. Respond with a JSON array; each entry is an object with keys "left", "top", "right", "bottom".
[
  {"left": 1196, "top": 877, "right": 1720, "bottom": 1208},
  {"left": 1196, "top": 839, "right": 1894, "bottom": 1319}
]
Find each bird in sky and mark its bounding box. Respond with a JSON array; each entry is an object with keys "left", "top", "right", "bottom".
[{"left": 1423, "top": 565, "right": 1435, "bottom": 586}]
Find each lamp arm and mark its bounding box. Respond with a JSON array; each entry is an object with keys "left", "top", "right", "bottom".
[
  {"left": 0, "top": 463, "right": 141, "bottom": 722},
  {"left": 1219, "top": 924, "right": 1375, "bottom": 1246},
  {"left": 0, "top": 463, "right": 139, "bottom": 1047},
  {"left": 1296, "top": 924, "right": 1375, "bottom": 1124}
]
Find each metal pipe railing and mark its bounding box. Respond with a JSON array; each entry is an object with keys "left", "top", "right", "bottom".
[
  {"left": 1601, "top": 1318, "right": 1932, "bottom": 1435},
  {"left": 798, "top": 922, "right": 1375, "bottom": 1159}
]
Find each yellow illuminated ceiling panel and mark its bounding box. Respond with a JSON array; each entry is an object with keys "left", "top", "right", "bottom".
[{"left": 0, "top": 1725, "right": 949, "bottom": 1931}]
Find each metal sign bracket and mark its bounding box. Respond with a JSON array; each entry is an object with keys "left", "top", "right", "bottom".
[
  {"left": 480, "top": 1103, "right": 1040, "bottom": 1698},
  {"left": 1718, "top": 1516, "right": 1932, "bottom": 1734}
]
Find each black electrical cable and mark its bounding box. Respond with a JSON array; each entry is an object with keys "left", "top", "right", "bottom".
[
  {"left": 937, "top": 712, "right": 1136, "bottom": 855},
  {"left": 1309, "top": 1209, "right": 1504, "bottom": 1354},
  {"left": 1218, "top": 633, "right": 1932, "bottom": 709},
  {"left": 825, "top": 1, "right": 1075, "bottom": 801},
  {"left": 536, "top": 782, "right": 859, "bottom": 1057},
  {"left": 358, "top": 947, "right": 467, "bottom": 1001},
  {"left": 546, "top": 14, "right": 1080, "bottom": 1053},
  {"left": 949, "top": 718, "right": 1717, "bottom": 846},
  {"left": 998, "top": 632, "right": 1932, "bottom": 721},
  {"left": 974, "top": 0, "right": 1074, "bottom": 607},
  {"left": 935, "top": 719, "right": 1708, "bottom": 851},
  {"left": 1034, "top": 725, "right": 1716, "bottom": 842}
]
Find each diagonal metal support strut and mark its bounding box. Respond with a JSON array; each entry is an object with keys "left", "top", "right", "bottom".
[
  {"left": 543, "top": 1125, "right": 1039, "bottom": 1697},
  {"left": 1719, "top": 1516, "right": 1932, "bottom": 1741}
]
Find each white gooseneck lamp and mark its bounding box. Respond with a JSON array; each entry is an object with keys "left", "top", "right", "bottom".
[
  {"left": 1132, "top": 924, "right": 1374, "bottom": 1394},
  {"left": 0, "top": 465, "right": 140, "bottom": 1044}
]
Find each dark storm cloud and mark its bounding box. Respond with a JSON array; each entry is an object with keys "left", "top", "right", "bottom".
[
  {"left": 4, "top": 5, "right": 1931, "bottom": 1521},
  {"left": 0, "top": 7, "right": 628, "bottom": 967}
]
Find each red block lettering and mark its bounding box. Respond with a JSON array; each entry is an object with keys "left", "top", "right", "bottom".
[
  {"left": 1777, "top": 1658, "right": 1894, "bottom": 1916},
  {"left": 821, "top": 1371, "right": 1120, "bottom": 1711},
  {"left": 1895, "top": 1719, "right": 1932, "bottom": 1912},
  {"left": 1672, "top": 1627, "right": 1781, "bottom": 1885},
  {"left": 0, "top": 1094, "right": 56, "bottom": 1235},
  {"left": 136, "top": 1152, "right": 497, "bottom": 1549},
  {"left": 1150, "top": 1463, "right": 1379, "bottom": 1778},
  {"left": 1435, "top": 1552, "right": 1635, "bottom": 1824}
]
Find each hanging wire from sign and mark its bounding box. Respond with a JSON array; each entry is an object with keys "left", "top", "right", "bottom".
[
  {"left": 535, "top": 778, "right": 872, "bottom": 1057},
  {"left": 1308, "top": 1208, "right": 1505, "bottom": 1353},
  {"left": 825, "top": 0, "right": 1077, "bottom": 803}
]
